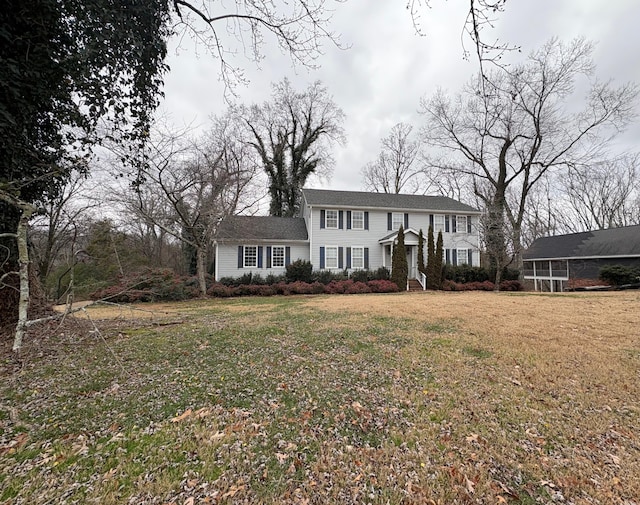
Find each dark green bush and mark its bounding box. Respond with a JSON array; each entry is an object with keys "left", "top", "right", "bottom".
[
  {"left": 349, "top": 269, "right": 370, "bottom": 283},
  {"left": 285, "top": 259, "right": 313, "bottom": 283},
  {"left": 599, "top": 264, "right": 640, "bottom": 286}
]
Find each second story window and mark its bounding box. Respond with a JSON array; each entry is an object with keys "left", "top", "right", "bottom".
[
  {"left": 456, "top": 215, "right": 467, "bottom": 233},
  {"left": 392, "top": 212, "right": 404, "bottom": 230},
  {"left": 434, "top": 214, "right": 444, "bottom": 233},
  {"left": 325, "top": 209, "right": 338, "bottom": 229},
  {"left": 352, "top": 210, "right": 364, "bottom": 230}
]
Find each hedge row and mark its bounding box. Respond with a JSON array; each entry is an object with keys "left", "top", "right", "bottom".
[
  {"left": 442, "top": 279, "right": 523, "bottom": 292},
  {"left": 208, "top": 279, "right": 400, "bottom": 297}
]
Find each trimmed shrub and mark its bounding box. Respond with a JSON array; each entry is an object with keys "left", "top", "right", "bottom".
[
  {"left": 349, "top": 269, "right": 370, "bottom": 283},
  {"left": 499, "top": 280, "right": 524, "bottom": 291},
  {"left": 367, "top": 279, "right": 400, "bottom": 293},
  {"left": 371, "top": 266, "right": 391, "bottom": 281},
  {"left": 599, "top": 264, "right": 640, "bottom": 286},
  {"left": 344, "top": 281, "right": 372, "bottom": 294},
  {"left": 207, "top": 283, "right": 234, "bottom": 298},
  {"left": 265, "top": 273, "right": 286, "bottom": 285},
  {"left": 286, "top": 260, "right": 313, "bottom": 283}
]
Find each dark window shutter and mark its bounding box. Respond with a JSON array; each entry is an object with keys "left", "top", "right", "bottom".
[
  {"left": 429, "top": 214, "right": 434, "bottom": 228},
  {"left": 285, "top": 246, "right": 291, "bottom": 266},
  {"left": 258, "top": 246, "right": 263, "bottom": 268},
  {"left": 387, "top": 213, "right": 392, "bottom": 231},
  {"left": 452, "top": 216, "right": 457, "bottom": 233},
  {"left": 445, "top": 249, "right": 450, "bottom": 264},
  {"left": 468, "top": 249, "right": 473, "bottom": 265},
  {"left": 467, "top": 216, "right": 472, "bottom": 233},
  {"left": 320, "top": 210, "right": 325, "bottom": 229},
  {"left": 364, "top": 212, "right": 369, "bottom": 230},
  {"left": 266, "top": 246, "right": 272, "bottom": 268},
  {"left": 452, "top": 249, "right": 457, "bottom": 266},
  {"left": 445, "top": 215, "right": 450, "bottom": 233},
  {"left": 346, "top": 211, "right": 351, "bottom": 230},
  {"left": 238, "top": 246, "right": 243, "bottom": 268},
  {"left": 346, "top": 247, "right": 352, "bottom": 269},
  {"left": 338, "top": 247, "right": 344, "bottom": 269},
  {"left": 320, "top": 247, "right": 325, "bottom": 269},
  {"left": 338, "top": 210, "right": 344, "bottom": 229},
  {"left": 364, "top": 248, "right": 369, "bottom": 269},
  {"left": 404, "top": 213, "right": 409, "bottom": 229}
]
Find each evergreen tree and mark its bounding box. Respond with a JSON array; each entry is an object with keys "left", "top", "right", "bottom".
[
  {"left": 426, "top": 225, "right": 436, "bottom": 288},
  {"left": 391, "top": 225, "right": 408, "bottom": 290},
  {"left": 417, "top": 229, "right": 425, "bottom": 274},
  {"left": 434, "top": 231, "right": 444, "bottom": 289}
]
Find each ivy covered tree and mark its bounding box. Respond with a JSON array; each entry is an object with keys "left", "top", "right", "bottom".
[
  {"left": 1, "top": 0, "right": 345, "bottom": 350},
  {"left": 244, "top": 79, "right": 345, "bottom": 217},
  {"left": 391, "top": 226, "right": 408, "bottom": 291}
]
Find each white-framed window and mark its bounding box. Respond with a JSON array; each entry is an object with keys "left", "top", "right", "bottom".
[
  {"left": 392, "top": 212, "right": 404, "bottom": 230},
  {"left": 434, "top": 214, "right": 445, "bottom": 233},
  {"left": 352, "top": 246, "right": 365, "bottom": 269},
  {"left": 325, "top": 210, "right": 338, "bottom": 229},
  {"left": 352, "top": 210, "right": 364, "bottom": 230},
  {"left": 325, "top": 246, "right": 339, "bottom": 269},
  {"left": 456, "top": 215, "right": 467, "bottom": 233},
  {"left": 244, "top": 246, "right": 258, "bottom": 268},
  {"left": 457, "top": 248, "right": 468, "bottom": 266},
  {"left": 272, "top": 246, "right": 285, "bottom": 268}
]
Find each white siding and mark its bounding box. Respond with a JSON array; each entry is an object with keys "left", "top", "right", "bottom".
[
  {"left": 216, "top": 243, "right": 310, "bottom": 280},
  {"left": 309, "top": 207, "right": 481, "bottom": 270}
]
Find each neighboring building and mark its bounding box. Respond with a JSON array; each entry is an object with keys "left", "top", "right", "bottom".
[
  {"left": 523, "top": 225, "right": 640, "bottom": 292},
  {"left": 215, "top": 188, "right": 481, "bottom": 285}
]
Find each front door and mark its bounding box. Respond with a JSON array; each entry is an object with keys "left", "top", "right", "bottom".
[{"left": 407, "top": 246, "right": 416, "bottom": 279}]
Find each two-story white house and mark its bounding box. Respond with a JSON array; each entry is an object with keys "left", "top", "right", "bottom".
[{"left": 214, "top": 188, "right": 481, "bottom": 285}]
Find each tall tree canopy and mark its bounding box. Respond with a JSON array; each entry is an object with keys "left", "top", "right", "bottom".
[
  {"left": 0, "top": 0, "right": 344, "bottom": 345},
  {"left": 361, "top": 122, "right": 423, "bottom": 194},
  {"left": 244, "top": 79, "right": 345, "bottom": 217},
  {"left": 419, "top": 37, "right": 638, "bottom": 283}
]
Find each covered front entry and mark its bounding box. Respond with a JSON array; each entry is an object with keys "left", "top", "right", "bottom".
[{"left": 379, "top": 228, "right": 422, "bottom": 281}]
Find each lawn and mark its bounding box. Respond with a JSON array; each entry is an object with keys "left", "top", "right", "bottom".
[{"left": 1, "top": 291, "right": 639, "bottom": 504}]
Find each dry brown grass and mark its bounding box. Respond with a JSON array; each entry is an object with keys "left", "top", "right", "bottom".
[{"left": 4, "top": 291, "right": 639, "bottom": 504}]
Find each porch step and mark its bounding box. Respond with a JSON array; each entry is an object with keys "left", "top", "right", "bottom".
[{"left": 407, "top": 279, "right": 423, "bottom": 292}]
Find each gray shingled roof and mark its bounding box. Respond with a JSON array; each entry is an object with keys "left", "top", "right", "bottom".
[
  {"left": 217, "top": 216, "right": 308, "bottom": 242},
  {"left": 523, "top": 225, "right": 640, "bottom": 260},
  {"left": 302, "top": 188, "right": 480, "bottom": 213}
]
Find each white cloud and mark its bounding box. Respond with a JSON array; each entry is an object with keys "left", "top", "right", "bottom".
[{"left": 160, "top": 0, "right": 640, "bottom": 192}]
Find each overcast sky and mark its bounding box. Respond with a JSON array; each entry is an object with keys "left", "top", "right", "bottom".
[{"left": 158, "top": 0, "right": 640, "bottom": 193}]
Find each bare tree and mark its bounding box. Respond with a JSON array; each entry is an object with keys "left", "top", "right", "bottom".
[
  {"left": 361, "top": 123, "right": 426, "bottom": 194},
  {"left": 244, "top": 78, "right": 345, "bottom": 216},
  {"left": 419, "top": 38, "right": 638, "bottom": 284},
  {"left": 29, "top": 171, "right": 100, "bottom": 285},
  {"left": 172, "top": 0, "right": 345, "bottom": 94},
  {"left": 559, "top": 155, "right": 640, "bottom": 232},
  {"left": 111, "top": 114, "right": 260, "bottom": 295}
]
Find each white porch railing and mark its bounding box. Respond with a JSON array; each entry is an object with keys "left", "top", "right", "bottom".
[{"left": 417, "top": 271, "right": 427, "bottom": 290}]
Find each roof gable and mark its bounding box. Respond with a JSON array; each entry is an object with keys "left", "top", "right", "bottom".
[
  {"left": 524, "top": 225, "right": 640, "bottom": 260},
  {"left": 302, "top": 188, "right": 479, "bottom": 213}
]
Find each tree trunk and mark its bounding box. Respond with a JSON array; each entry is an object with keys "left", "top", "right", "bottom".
[
  {"left": 13, "top": 202, "right": 36, "bottom": 353},
  {"left": 196, "top": 247, "right": 207, "bottom": 296}
]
